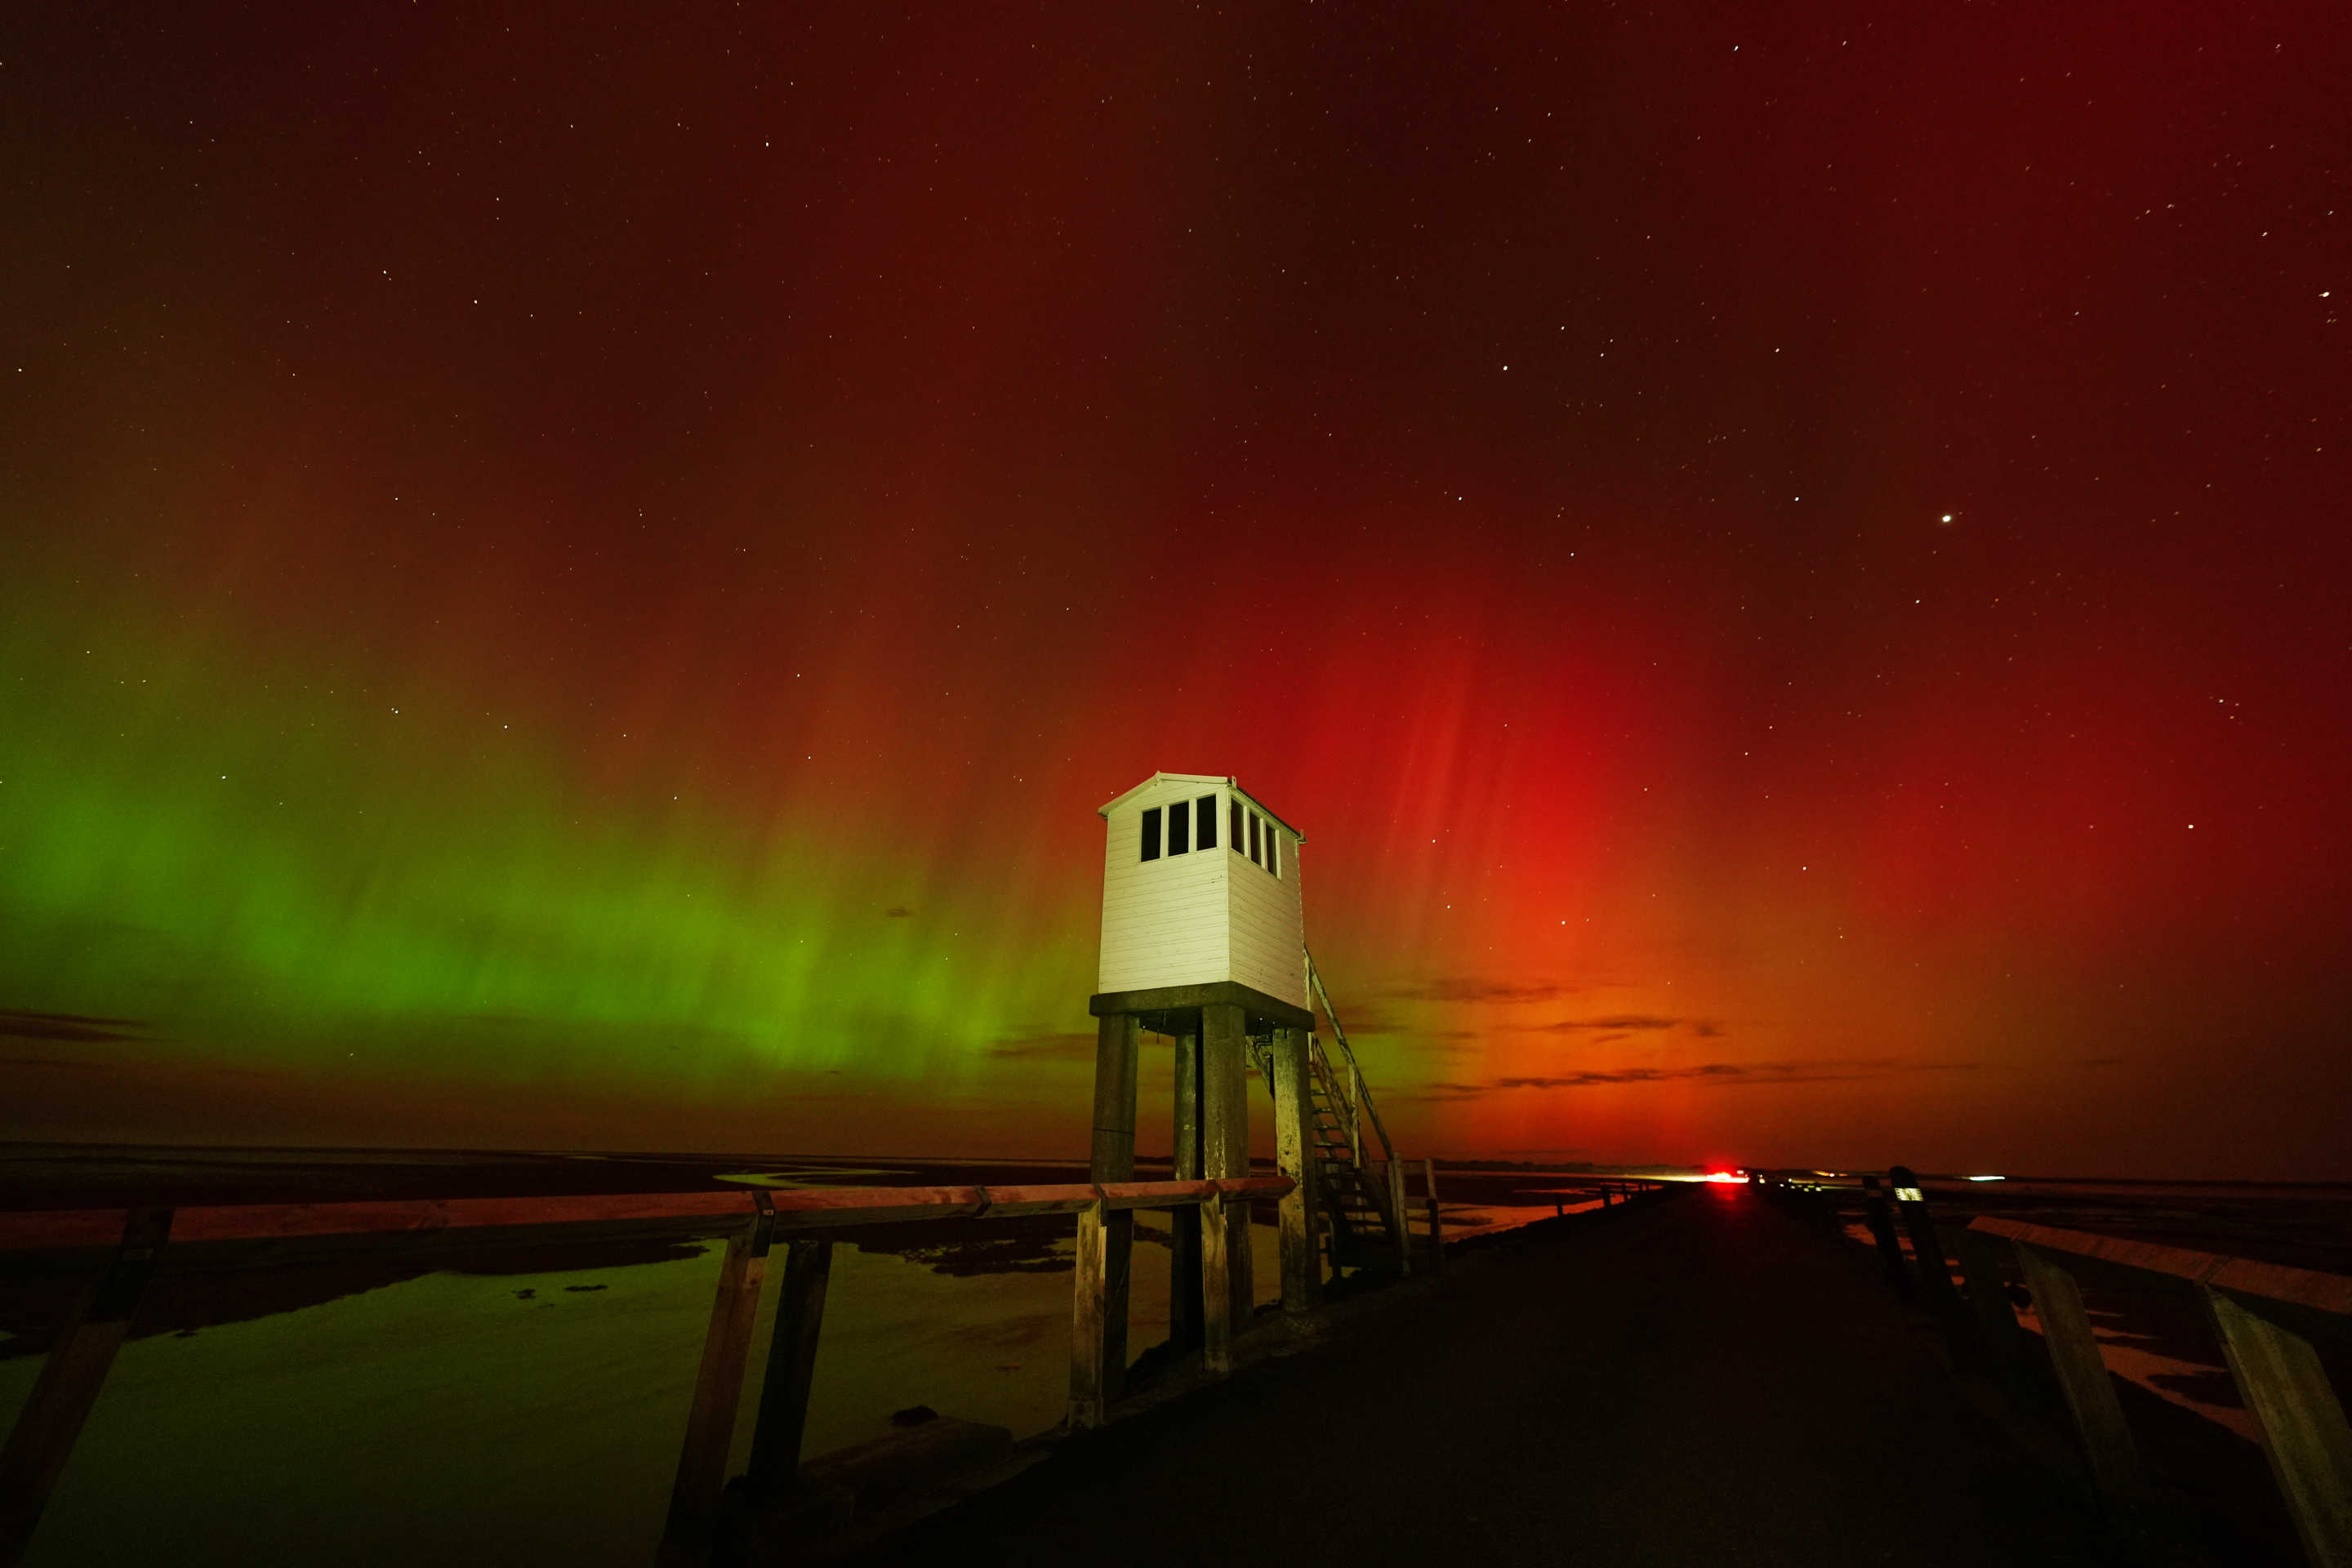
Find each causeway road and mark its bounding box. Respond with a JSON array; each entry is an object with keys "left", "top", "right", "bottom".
[{"left": 840, "top": 1183, "right": 2121, "bottom": 1566}]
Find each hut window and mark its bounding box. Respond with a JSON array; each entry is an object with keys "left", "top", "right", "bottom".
[
  {"left": 1267, "top": 827, "right": 1281, "bottom": 877},
  {"left": 1167, "top": 796, "right": 1190, "bottom": 854},
  {"left": 1230, "top": 798, "right": 1244, "bottom": 853},
  {"left": 1248, "top": 810, "right": 1262, "bottom": 865},
  {"left": 1140, "top": 807, "right": 1162, "bottom": 862},
  {"left": 1196, "top": 795, "right": 1218, "bottom": 849}
]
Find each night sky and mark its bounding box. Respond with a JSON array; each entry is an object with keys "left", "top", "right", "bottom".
[{"left": 3, "top": 2, "right": 2345, "bottom": 1176}]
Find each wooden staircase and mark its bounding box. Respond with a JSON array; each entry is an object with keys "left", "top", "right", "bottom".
[{"left": 1301, "top": 953, "right": 1411, "bottom": 1275}]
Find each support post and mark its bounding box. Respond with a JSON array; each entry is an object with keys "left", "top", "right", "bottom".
[
  {"left": 1200, "top": 1188, "right": 1233, "bottom": 1375},
  {"left": 1388, "top": 1158, "right": 1411, "bottom": 1276},
  {"left": 1860, "top": 1177, "right": 1913, "bottom": 1298},
  {"left": 0, "top": 1206, "right": 172, "bottom": 1568},
  {"left": 743, "top": 1236, "right": 834, "bottom": 1498},
  {"left": 2204, "top": 1287, "right": 2352, "bottom": 1567},
  {"left": 1169, "top": 1023, "right": 1204, "bottom": 1351},
  {"left": 2014, "top": 1243, "right": 2147, "bottom": 1528},
  {"left": 1270, "top": 1025, "right": 1320, "bottom": 1314},
  {"left": 1889, "top": 1165, "right": 1963, "bottom": 1321},
  {"left": 1423, "top": 1156, "right": 1444, "bottom": 1270},
  {"left": 657, "top": 1206, "right": 776, "bottom": 1568},
  {"left": 1955, "top": 1227, "right": 2034, "bottom": 1398},
  {"left": 1200, "top": 1001, "right": 1253, "bottom": 1324}
]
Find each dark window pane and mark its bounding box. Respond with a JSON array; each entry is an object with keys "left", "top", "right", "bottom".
[
  {"left": 1267, "top": 827, "right": 1280, "bottom": 877},
  {"left": 1196, "top": 795, "right": 1218, "bottom": 849},
  {"left": 1141, "top": 807, "right": 1161, "bottom": 862},
  {"left": 1167, "top": 797, "right": 1190, "bottom": 854},
  {"left": 1248, "top": 811, "right": 1261, "bottom": 865},
  {"left": 1230, "top": 799, "right": 1243, "bottom": 852}
]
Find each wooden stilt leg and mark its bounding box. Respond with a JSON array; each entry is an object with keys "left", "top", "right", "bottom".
[
  {"left": 1271, "top": 1025, "right": 1320, "bottom": 1314},
  {"left": 1201, "top": 1001, "right": 1253, "bottom": 1325},
  {"left": 1200, "top": 1189, "right": 1233, "bottom": 1375},
  {"left": 1068, "top": 1197, "right": 1111, "bottom": 1428}
]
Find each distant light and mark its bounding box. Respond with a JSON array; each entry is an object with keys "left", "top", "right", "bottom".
[
  {"left": 1966, "top": 1174, "right": 2006, "bottom": 1183},
  {"left": 1701, "top": 1171, "right": 1744, "bottom": 1184}
]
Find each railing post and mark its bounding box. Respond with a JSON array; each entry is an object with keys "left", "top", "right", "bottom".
[
  {"left": 1200, "top": 1187, "right": 1233, "bottom": 1375},
  {"left": 1345, "top": 1062, "right": 1365, "bottom": 1167},
  {"left": 1889, "top": 1165, "right": 1963, "bottom": 1322},
  {"left": 1068, "top": 1194, "right": 1112, "bottom": 1427},
  {"left": 1270, "top": 1025, "right": 1321, "bottom": 1315},
  {"left": 2012, "top": 1242, "right": 2147, "bottom": 1528},
  {"left": 0, "top": 1205, "right": 172, "bottom": 1568},
  {"left": 1955, "top": 1227, "right": 2034, "bottom": 1398},
  {"left": 657, "top": 1204, "right": 776, "bottom": 1568},
  {"left": 1860, "top": 1176, "right": 1913, "bottom": 1298},
  {"left": 1422, "top": 1157, "right": 1444, "bottom": 1271},
  {"left": 1388, "top": 1158, "right": 1411, "bottom": 1276},
  {"left": 742, "top": 1236, "right": 834, "bottom": 1499},
  {"left": 2203, "top": 1286, "right": 2352, "bottom": 1567},
  {"left": 1169, "top": 1023, "right": 1204, "bottom": 1351}
]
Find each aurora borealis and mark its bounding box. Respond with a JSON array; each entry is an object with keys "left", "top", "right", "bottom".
[{"left": 2, "top": 2, "right": 2345, "bottom": 1176}]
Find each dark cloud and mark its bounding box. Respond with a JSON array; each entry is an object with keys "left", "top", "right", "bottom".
[
  {"left": 984, "top": 1032, "right": 1098, "bottom": 1060},
  {"left": 0, "top": 1009, "right": 145, "bottom": 1043},
  {"left": 1380, "top": 979, "right": 1578, "bottom": 1005},
  {"left": 884, "top": 906, "right": 913, "bottom": 918},
  {"left": 1692, "top": 1021, "right": 1726, "bottom": 1039},
  {"left": 1528, "top": 1014, "right": 1682, "bottom": 1033},
  {"left": 1476, "top": 1059, "right": 1978, "bottom": 1092}
]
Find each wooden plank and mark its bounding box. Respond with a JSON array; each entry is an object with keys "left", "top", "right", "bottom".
[
  {"left": 1067, "top": 1196, "right": 1111, "bottom": 1428},
  {"left": 2205, "top": 1287, "right": 2352, "bottom": 1567},
  {"left": 1270, "top": 1025, "right": 1320, "bottom": 1314},
  {"left": 1201, "top": 1001, "right": 1254, "bottom": 1325},
  {"left": 2015, "top": 1242, "right": 2147, "bottom": 1527},
  {"left": 656, "top": 1209, "right": 774, "bottom": 1568},
  {"left": 743, "top": 1236, "right": 834, "bottom": 1499},
  {"left": 1170, "top": 1026, "right": 1203, "bottom": 1351},
  {"left": 1200, "top": 1187, "right": 1233, "bottom": 1375},
  {"left": 1423, "top": 1157, "right": 1444, "bottom": 1271},
  {"left": 0, "top": 1205, "right": 171, "bottom": 1568}
]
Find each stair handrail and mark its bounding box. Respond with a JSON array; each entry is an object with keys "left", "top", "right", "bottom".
[{"left": 1304, "top": 949, "right": 1395, "bottom": 1166}]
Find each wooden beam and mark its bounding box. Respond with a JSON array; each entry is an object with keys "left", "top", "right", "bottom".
[
  {"left": 1090, "top": 981, "right": 1312, "bottom": 1031},
  {"left": 2205, "top": 1286, "right": 2352, "bottom": 1567},
  {"left": 2014, "top": 1242, "right": 2147, "bottom": 1528},
  {"left": 1200, "top": 1001, "right": 1253, "bottom": 1325},
  {"left": 657, "top": 1209, "right": 775, "bottom": 1568},
  {"left": 0, "top": 1205, "right": 171, "bottom": 1568},
  {"left": 742, "top": 1236, "right": 834, "bottom": 1499},
  {"left": 1955, "top": 1226, "right": 2034, "bottom": 1399},
  {"left": 1270, "top": 1025, "right": 1320, "bottom": 1315}
]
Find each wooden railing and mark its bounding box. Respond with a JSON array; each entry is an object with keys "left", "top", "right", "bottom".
[
  {"left": 1306, "top": 950, "right": 1392, "bottom": 1167},
  {"left": 1960, "top": 1217, "right": 2352, "bottom": 1567},
  {"left": 0, "top": 1174, "right": 1292, "bottom": 1568}
]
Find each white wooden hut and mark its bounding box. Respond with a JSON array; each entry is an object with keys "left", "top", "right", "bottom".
[{"left": 1095, "top": 772, "right": 1306, "bottom": 1009}]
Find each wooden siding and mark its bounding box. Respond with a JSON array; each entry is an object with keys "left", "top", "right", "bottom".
[
  {"left": 1227, "top": 827, "right": 1307, "bottom": 1005},
  {"left": 1098, "top": 780, "right": 1232, "bottom": 993}
]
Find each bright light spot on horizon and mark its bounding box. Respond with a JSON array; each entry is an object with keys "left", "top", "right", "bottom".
[{"left": 1965, "top": 1174, "right": 2006, "bottom": 1182}]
